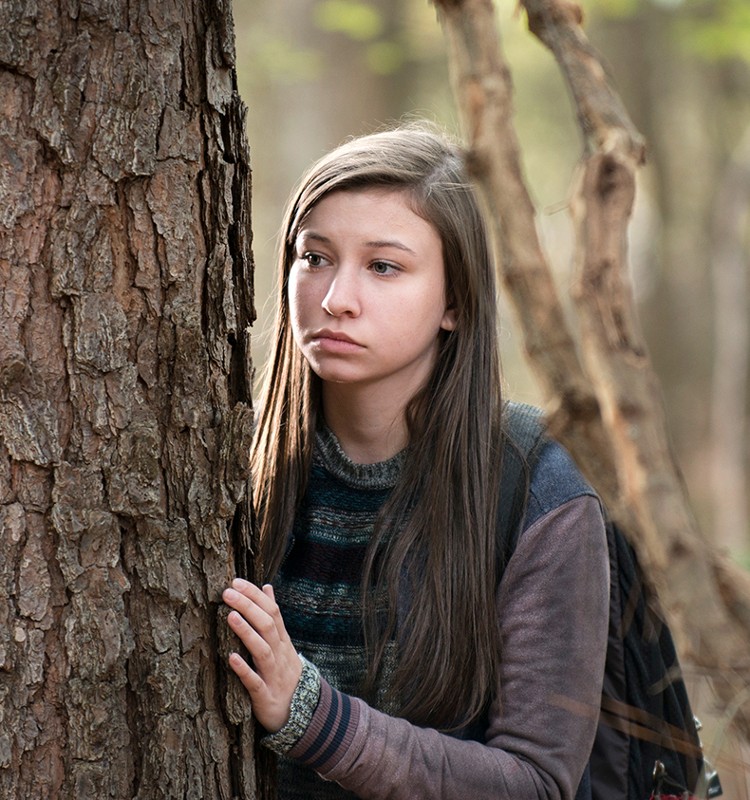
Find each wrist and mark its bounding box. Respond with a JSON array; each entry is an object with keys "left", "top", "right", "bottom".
[{"left": 262, "top": 655, "right": 321, "bottom": 754}]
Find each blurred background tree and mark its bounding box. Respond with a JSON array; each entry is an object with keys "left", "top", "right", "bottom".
[{"left": 232, "top": 0, "right": 750, "bottom": 568}]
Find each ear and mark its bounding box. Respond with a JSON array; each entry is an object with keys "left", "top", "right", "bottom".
[{"left": 440, "top": 304, "right": 458, "bottom": 332}]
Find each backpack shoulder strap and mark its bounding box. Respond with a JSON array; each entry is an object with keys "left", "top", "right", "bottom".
[
  {"left": 497, "top": 402, "right": 547, "bottom": 570},
  {"left": 503, "top": 401, "right": 546, "bottom": 448}
]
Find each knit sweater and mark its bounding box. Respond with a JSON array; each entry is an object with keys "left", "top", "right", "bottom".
[
  {"left": 265, "top": 426, "right": 610, "bottom": 800},
  {"left": 269, "top": 426, "right": 402, "bottom": 798}
]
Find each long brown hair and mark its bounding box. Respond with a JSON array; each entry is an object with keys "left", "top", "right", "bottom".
[{"left": 252, "top": 124, "right": 504, "bottom": 730}]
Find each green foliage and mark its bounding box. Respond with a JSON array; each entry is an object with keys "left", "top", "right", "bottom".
[
  {"left": 590, "top": 0, "right": 750, "bottom": 64},
  {"left": 365, "top": 41, "right": 404, "bottom": 75},
  {"left": 311, "top": 0, "right": 404, "bottom": 76},
  {"left": 313, "top": 0, "right": 384, "bottom": 41},
  {"left": 650, "top": 0, "right": 686, "bottom": 8},
  {"left": 590, "top": 0, "right": 641, "bottom": 18},
  {"left": 233, "top": 10, "right": 325, "bottom": 89},
  {"left": 251, "top": 34, "right": 323, "bottom": 84},
  {"left": 677, "top": 1, "right": 750, "bottom": 62}
]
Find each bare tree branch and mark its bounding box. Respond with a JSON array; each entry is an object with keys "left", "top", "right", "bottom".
[{"left": 522, "top": 0, "right": 645, "bottom": 161}]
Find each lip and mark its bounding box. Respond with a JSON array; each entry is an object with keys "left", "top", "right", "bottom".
[{"left": 310, "top": 329, "right": 363, "bottom": 352}]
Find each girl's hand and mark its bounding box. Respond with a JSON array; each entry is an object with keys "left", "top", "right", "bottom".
[{"left": 222, "top": 578, "right": 303, "bottom": 733}]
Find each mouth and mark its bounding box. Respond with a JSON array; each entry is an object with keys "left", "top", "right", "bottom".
[
  {"left": 312, "top": 329, "right": 360, "bottom": 345},
  {"left": 310, "top": 329, "right": 363, "bottom": 352}
]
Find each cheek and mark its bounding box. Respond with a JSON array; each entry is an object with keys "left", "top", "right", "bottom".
[
  {"left": 287, "top": 272, "right": 300, "bottom": 322},
  {"left": 287, "top": 284, "right": 304, "bottom": 347},
  {"left": 287, "top": 270, "right": 317, "bottom": 333}
]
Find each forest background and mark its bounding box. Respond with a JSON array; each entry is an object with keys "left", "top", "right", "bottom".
[{"left": 233, "top": 0, "right": 750, "bottom": 568}]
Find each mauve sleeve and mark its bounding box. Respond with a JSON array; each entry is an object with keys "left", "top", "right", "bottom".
[{"left": 281, "top": 492, "right": 610, "bottom": 800}]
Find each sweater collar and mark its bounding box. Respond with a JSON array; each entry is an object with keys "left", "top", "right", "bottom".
[{"left": 315, "top": 425, "right": 405, "bottom": 490}]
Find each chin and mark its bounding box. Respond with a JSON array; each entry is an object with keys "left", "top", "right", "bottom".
[
  {"left": 314, "top": 371, "right": 359, "bottom": 385},
  {"left": 307, "top": 362, "right": 347, "bottom": 382}
]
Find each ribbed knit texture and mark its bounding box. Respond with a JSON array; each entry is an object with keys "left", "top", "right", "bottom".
[
  {"left": 263, "top": 655, "right": 321, "bottom": 755},
  {"left": 273, "top": 426, "right": 404, "bottom": 799}
]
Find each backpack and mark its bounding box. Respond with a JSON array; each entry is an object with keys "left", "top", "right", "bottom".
[{"left": 499, "top": 403, "right": 723, "bottom": 800}]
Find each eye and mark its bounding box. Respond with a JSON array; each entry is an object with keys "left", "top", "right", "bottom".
[
  {"left": 302, "top": 251, "right": 327, "bottom": 268},
  {"left": 370, "top": 260, "right": 399, "bottom": 276}
]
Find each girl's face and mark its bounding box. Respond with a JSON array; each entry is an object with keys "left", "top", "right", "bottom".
[{"left": 288, "top": 188, "right": 456, "bottom": 400}]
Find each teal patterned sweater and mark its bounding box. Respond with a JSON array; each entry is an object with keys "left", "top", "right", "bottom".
[{"left": 270, "top": 426, "right": 403, "bottom": 799}]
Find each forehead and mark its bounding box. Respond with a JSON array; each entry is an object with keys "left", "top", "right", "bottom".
[{"left": 296, "top": 187, "right": 436, "bottom": 242}]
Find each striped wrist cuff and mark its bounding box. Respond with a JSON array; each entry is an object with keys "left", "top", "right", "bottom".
[
  {"left": 287, "top": 678, "right": 359, "bottom": 774},
  {"left": 262, "top": 654, "right": 321, "bottom": 755}
]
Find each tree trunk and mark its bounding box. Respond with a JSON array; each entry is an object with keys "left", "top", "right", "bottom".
[{"left": 0, "top": 1, "right": 267, "bottom": 797}]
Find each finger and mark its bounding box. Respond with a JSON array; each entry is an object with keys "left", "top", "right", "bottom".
[
  {"left": 230, "top": 577, "right": 255, "bottom": 596},
  {"left": 227, "top": 610, "right": 276, "bottom": 671},
  {"left": 259, "top": 584, "right": 290, "bottom": 641},
  {"left": 225, "top": 584, "right": 289, "bottom": 646},
  {"left": 223, "top": 587, "right": 276, "bottom": 632},
  {"left": 228, "top": 651, "right": 265, "bottom": 697},
  {"left": 232, "top": 579, "right": 278, "bottom": 617}
]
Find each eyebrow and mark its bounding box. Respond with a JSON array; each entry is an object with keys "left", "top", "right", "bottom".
[{"left": 296, "top": 231, "right": 417, "bottom": 256}]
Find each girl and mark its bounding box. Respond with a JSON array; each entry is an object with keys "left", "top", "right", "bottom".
[{"left": 222, "top": 125, "right": 609, "bottom": 799}]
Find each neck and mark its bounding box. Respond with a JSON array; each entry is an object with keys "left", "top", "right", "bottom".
[{"left": 321, "top": 383, "right": 410, "bottom": 464}]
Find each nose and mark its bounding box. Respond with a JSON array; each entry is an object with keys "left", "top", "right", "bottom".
[{"left": 321, "top": 268, "right": 361, "bottom": 317}]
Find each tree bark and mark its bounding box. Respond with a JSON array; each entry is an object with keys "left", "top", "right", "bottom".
[
  {"left": 433, "top": 0, "right": 750, "bottom": 744},
  {"left": 0, "top": 0, "right": 267, "bottom": 797}
]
